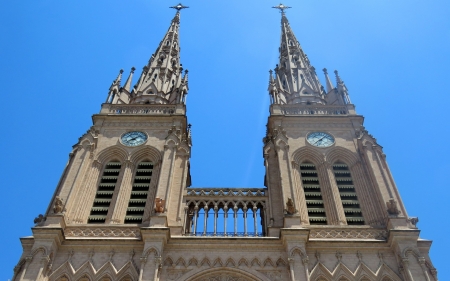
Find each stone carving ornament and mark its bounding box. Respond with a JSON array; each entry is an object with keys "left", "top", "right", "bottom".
[
  {"left": 155, "top": 198, "right": 165, "bottom": 213},
  {"left": 53, "top": 196, "right": 64, "bottom": 213},
  {"left": 194, "top": 274, "right": 252, "bottom": 281}
]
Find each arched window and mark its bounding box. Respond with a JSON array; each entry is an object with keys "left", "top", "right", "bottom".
[
  {"left": 88, "top": 161, "right": 122, "bottom": 223},
  {"left": 124, "top": 161, "right": 154, "bottom": 224},
  {"left": 300, "top": 162, "right": 327, "bottom": 225},
  {"left": 332, "top": 163, "right": 365, "bottom": 225}
]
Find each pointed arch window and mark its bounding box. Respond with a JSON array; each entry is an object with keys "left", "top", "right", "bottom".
[
  {"left": 88, "top": 162, "right": 122, "bottom": 223},
  {"left": 300, "top": 162, "right": 327, "bottom": 225},
  {"left": 333, "top": 163, "right": 365, "bottom": 225},
  {"left": 124, "top": 161, "right": 154, "bottom": 224}
]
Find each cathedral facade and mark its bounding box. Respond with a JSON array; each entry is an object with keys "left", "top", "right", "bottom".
[{"left": 12, "top": 4, "right": 437, "bottom": 281}]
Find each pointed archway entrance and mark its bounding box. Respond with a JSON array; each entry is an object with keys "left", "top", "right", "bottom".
[{"left": 186, "top": 268, "right": 264, "bottom": 281}]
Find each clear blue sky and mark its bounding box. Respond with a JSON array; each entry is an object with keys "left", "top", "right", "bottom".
[{"left": 1, "top": 1, "right": 449, "bottom": 279}]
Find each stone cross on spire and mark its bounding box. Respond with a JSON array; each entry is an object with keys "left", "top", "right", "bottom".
[
  {"left": 272, "top": 3, "right": 291, "bottom": 14},
  {"left": 170, "top": 3, "right": 189, "bottom": 11}
]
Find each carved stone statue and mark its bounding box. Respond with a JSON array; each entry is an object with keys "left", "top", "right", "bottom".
[
  {"left": 285, "top": 198, "right": 297, "bottom": 215},
  {"left": 386, "top": 198, "right": 400, "bottom": 216},
  {"left": 155, "top": 198, "right": 165, "bottom": 213},
  {"left": 34, "top": 214, "right": 45, "bottom": 225},
  {"left": 53, "top": 196, "right": 64, "bottom": 214}
]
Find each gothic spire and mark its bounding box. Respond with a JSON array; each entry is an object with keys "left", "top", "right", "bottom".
[
  {"left": 130, "top": 9, "right": 187, "bottom": 104},
  {"left": 269, "top": 6, "right": 326, "bottom": 105},
  {"left": 323, "top": 68, "right": 334, "bottom": 93},
  {"left": 108, "top": 6, "right": 189, "bottom": 105},
  {"left": 335, "top": 70, "right": 352, "bottom": 104},
  {"left": 123, "top": 67, "right": 135, "bottom": 92},
  {"left": 105, "top": 69, "right": 123, "bottom": 103}
]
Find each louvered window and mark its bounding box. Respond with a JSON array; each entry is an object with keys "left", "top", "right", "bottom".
[
  {"left": 88, "top": 161, "right": 122, "bottom": 223},
  {"left": 300, "top": 163, "right": 327, "bottom": 225},
  {"left": 333, "top": 163, "right": 365, "bottom": 225},
  {"left": 124, "top": 161, "right": 153, "bottom": 224}
]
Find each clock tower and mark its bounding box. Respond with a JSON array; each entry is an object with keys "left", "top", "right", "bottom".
[{"left": 12, "top": 4, "right": 437, "bottom": 281}]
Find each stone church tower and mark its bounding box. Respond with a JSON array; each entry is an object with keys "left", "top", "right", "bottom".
[{"left": 12, "top": 4, "right": 437, "bottom": 281}]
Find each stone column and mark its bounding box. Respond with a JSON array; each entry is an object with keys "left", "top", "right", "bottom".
[
  {"left": 213, "top": 205, "right": 218, "bottom": 236},
  {"left": 138, "top": 256, "right": 147, "bottom": 281},
  {"left": 154, "top": 256, "right": 162, "bottom": 281},
  {"left": 291, "top": 161, "right": 309, "bottom": 224},
  {"left": 234, "top": 205, "right": 238, "bottom": 236},
  {"left": 317, "top": 161, "right": 347, "bottom": 225},
  {"left": 401, "top": 258, "right": 415, "bottom": 281},
  {"left": 109, "top": 160, "right": 135, "bottom": 224},
  {"left": 288, "top": 258, "right": 296, "bottom": 281},
  {"left": 253, "top": 206, "right": 258, "bottom": 237},
  {"left": 203, "top": 206, "right": 208, "bottom": 236},
  {"left": 243, "top": 206, "right": 248, "bottom": 237},
  {"left": 224, "top": 206, "right": 228, "bottom": 236},
  {"left": 74, "top": 160, "right": 102, "bottom": 223},
  {"left": 193, "top": 205, "right": 198, "bottom": 236},
  {"left": 302, "top": 256, "right": 310, "bottom": 281},
  {"left": 18, "top": 256, "right": 32, "bottom": 281},
  {"left": 418, "top": 257, "right": 431, "bottom": 281}
]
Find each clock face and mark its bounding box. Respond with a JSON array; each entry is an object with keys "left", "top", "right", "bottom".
[
  {"left": 121, "top": 131, "right": 147, "bottom": 147},
  {"left": 307, "top": 132, "right": 335, "bottom": 148}
]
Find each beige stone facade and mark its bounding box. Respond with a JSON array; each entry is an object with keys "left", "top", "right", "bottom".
[{"left": 12, "top": 7, "right": 437, "bottom": 281}]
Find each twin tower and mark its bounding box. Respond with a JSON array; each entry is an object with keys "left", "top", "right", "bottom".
[{"left": 13, "top": 4, "right": 437, "bottom": 281}]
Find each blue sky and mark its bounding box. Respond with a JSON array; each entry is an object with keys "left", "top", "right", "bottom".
[{"left": 1, "top": 0, "right": 449, "bottom": 279}]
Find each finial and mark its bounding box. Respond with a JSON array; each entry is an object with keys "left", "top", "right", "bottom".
[
  {"left": 170, "top": 3, "right": 189, "bottom": 11},
  {"left": 131, "top": 67, "right": 136, "bottom": 73},
  {"left": 334, "top": 70, "right": 343, "bottom": 83},
  {"left": 120, "top": 69, "right": 124, "bottom": 74},
  {"left": 272, "top": 3, "right": 291, "bottom": 14},
  {"left": 323, "top": 68, "right": 328, "bottom": 74},
  {"left": 188, "top": 123, "right": 192, "bottom": 129}
]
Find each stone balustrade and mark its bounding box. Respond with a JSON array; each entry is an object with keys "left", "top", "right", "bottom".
[{"left": 183, "top": 188, "right": 268, "bottom": 237}]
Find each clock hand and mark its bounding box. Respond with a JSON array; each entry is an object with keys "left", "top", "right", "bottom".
[{"left": 313, "top": 136, "right": 326, "bottom": 145}]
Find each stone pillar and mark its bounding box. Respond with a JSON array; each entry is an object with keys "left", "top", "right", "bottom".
[
  {"left": 109, "top": 160, "right": 135, "bottom": 224},
  {"left": 203, "top": 206, "right": 208, "bottom": 236},
  {"left": 73, "top": 160, "right": 102, "bottom": 223},
  {"left": 291, "top": 161, "right": 309, "bottom": 224},
  {"left": 224, "top": 206, "right": 228, "bottom": 236},
  {"left": 138, "top": 256, "right": 147, "bottom": 281},
  {"left": 243, "top": 206, "right": 248, "bottom": 237},
  {"left": 213, "top": 205, "right": 218, "bottom": 236},
  {"left": 317, "top": 161, "right": 347, "bottom": 225},
  {"left": 288, "top": 258, "right": 296, "bottom": 281}
]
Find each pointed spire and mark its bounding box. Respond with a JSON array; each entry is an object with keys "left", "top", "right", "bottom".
[
  {"left": 323, "top": 68, "right": 334, "bottom": 93},
  {"left": 131, "top": 6, "right": 188, "bottom": 104},
  {"left": 113, "top": 69, "right": 124, "bottom": 86},
  {"left": 334, "top": 70, "right": 343, "bottom": 84},
  {"left": 334, "top": 70, "right": 352, "bottom": 104},
  {"left": 123, "top": 67, "right": 135, "bottom": 92},
  {"left": 269, "top": 5, "right": 325, "bottom": 105}
]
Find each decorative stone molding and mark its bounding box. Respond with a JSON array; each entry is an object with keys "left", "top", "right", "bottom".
[
  {"left": 64, "top": 227, "right": 141, "bottom": 239},
  {"left": 104, "top": 121, "right": 173, "bottom": 127},
  {"left": 309, "top": 228, "right": 388, "bottom": 240}
]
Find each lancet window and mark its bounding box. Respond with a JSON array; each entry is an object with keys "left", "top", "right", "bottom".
[
  {"left": 332, "top": 163, "right": 365, "bottom": 225},
  {"left": 300, "top": 162, "right": 327, "bottom": 225},
  {"left": 124, "top": 161, "right": 154, "bottom": 224},
  {"left": 88, "top": 161, "right": 122, "bottom": 223}
]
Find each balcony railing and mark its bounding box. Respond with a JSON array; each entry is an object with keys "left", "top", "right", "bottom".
[
  {"left": 270, "top": 104, "right": 356, "bottom": 116},
  {"left": 182, "top": 188, "right": 268, "bottom": 237},
  {"left": 100, "top": 104, "right": 184, "bottom": 115}
]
